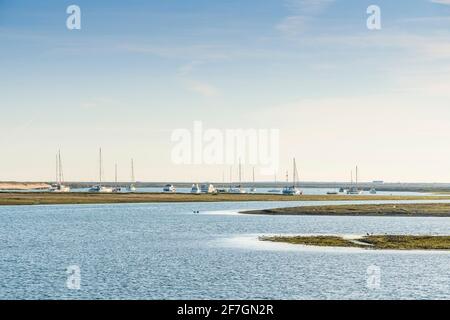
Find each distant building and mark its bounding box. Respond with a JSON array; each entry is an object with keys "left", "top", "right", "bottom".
[{"left": 372, "top": 180, "right": 384, "bottom": 184}]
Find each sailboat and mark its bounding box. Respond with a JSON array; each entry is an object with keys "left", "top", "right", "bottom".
[
  {"left": 191, "top": 183, "right": 201, "bottom": 194},
  {"left": 50, "top": 150, "right": 70, "bottom": 192},
  {"left": 200, "top": 183, "right": 216, "bottom": 193},
  {"left": 249, "top": 167, "right": 256, "bottom": 193},
  {"left": 229, "top": 159, "right": 247, "bottom": 193},
  {"left": 112, "top": 163, "right": 121, "bottom": 193},
  {"left": 282, "top": 158, "right": 302, "bottom": 195},
  {"left": 89, "top": 148, "right": 113, "bottom": 193},
  {"left": 215, "top": 169, "right": 228, "bottom": 193},
  {"left": 347, "top": 166, "right": 363, "bottom": 195},
  {"left": 268, "top": 172, "right": 280, "bottom": 193},
  {"left": 126, "top": 159, "right": 137, "bottom": 192},
  {"left": 163, "top": 184, "right": 176, "bottom": 193}
]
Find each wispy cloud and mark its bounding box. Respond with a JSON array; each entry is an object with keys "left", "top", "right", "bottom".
[
  {"left": 285, "top": 0, "right": 335, "bottom": 14},
  {"left": 178, "top": 61, "right": 220, "bottom": 97},
  {"left": 178, "top": 61, "right": 203, "bottom": 77},
  {"left": 430, "top": 0, "right": 450, "bottom": 5},
  {"left": 187, "top": 80, "right": 220, "bottom": 97},
  {"left": 276, "top": 16, "right": 310, "bottom": 37},
  {"left": 308, "top": 33, "right": 450, "bottom": 61},
  {"left": 277, "top": 0, "right": 335, "bottom": 37}
]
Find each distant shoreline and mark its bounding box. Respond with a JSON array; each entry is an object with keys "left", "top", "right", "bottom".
[
  {"left": 2, "top": 181, "right": 450, "bottom": 193},
  {"left": 1, "top": 192, "right": 450, "bottom": 206},
  {"left": 241, "top": 203, "right": 450, "bottom": 217}
]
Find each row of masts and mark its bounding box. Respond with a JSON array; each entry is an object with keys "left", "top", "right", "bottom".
[
  {"left": 55, "top": 149, "right": 136, "bottom": 184},
  {"left": 223, "top": 160, "right": 295, "bottom": 184},
  {"left": 96, "top": 148, "right": 135, "bottom": 185},
  {"left": 218, "top": 158, "right": 302, "bottom": 195},
  {"left": 55, "top": 150, "right": 64, "bottom": 184},
  {"left": 94, "top": 148, "right": 135, "bottom": 192},
  {"left": 53, "top": 151, "right": 361, "bottom": 194}
]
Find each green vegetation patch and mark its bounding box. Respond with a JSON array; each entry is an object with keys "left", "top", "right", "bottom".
[{"left": 260, "top": 235, "right": 450, "bottom": 250}]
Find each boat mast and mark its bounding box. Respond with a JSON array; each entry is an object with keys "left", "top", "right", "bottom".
[
  {"left": 55, "top": 153, "right": 59, "bottom": 184},
  {"left": 293, "top": 158, "right": 296, "bottom": 187},
  {"left": 356, "top": 165, "right": 358, "bottom": 189},
  {"left": 115, "top": 163, "right": 118, "bottom": 186},
  {"left": 58, "top": 150, "right": 64, "bottom": 184},
  {"left": 99, "top": 148, "right": 102, "bottom": 185},
  {"left": 239, "top": 158, "right": 242, "bottom": 184},
  {"left": 252, "top": 167, "right": 255, "bottom": 184},
  {"left": 131, "top": 159, "right": 135, "bottom": 183}
]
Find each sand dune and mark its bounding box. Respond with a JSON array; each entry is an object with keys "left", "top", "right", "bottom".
[{"left": 0, "top": 182, "right": 51, "bottom": 190}]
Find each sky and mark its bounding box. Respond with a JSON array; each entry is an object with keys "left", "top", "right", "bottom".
[{"left": 1, "top": 0, "right": 450, "bottom": 183}]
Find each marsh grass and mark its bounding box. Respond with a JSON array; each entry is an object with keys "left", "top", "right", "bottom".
[
  {"left": 1, "top": 192, "right": 450, "bottom": 206},
  {"left": 244, "top": 203, "right": 450, "bottom": 217},
  {"left": 260, "top": 235, "right": 450, "bottom": 250}
]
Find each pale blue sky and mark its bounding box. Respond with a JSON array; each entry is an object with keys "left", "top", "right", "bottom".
[{"left": 1, "top": 0, "right": 450, "bottom": 182}]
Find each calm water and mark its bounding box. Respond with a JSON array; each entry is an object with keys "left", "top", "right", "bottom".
[{"left": 0, "top": 200, "right": 449, "bottom": 300}]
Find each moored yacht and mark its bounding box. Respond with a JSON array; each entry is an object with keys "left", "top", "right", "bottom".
[
  {"left": 282, "top": 186, "right": 302, "bottom": 195},
  {"left": 249, "top": 167, "right": 256, "bottom": 192},
  {"left": 191, "top": 184, "right": 201, "bottom": 194},
  {"left": 112, "top": 163, "right": 121, "bottom": 193},
  {"left": 126, "top": 159, "right": 137, "bottom": 192},
  {"left": 268, "top": 173, "right": 281, "bottom": 193},
  {"left": 282, "top": 158, "right": 302, "bottom": 195},
  {"left": 50, "top": 150, "right": 70, "bottom": 193},
  {"left": 200, "top": 184, "right": 216, "bottom": 193},
  {"left": 346, "top": 186, "right": 362, "bottom": 195},
  {"left": 346, "top": 166, "right": 363, "bottom": 195},
  {"left": 51, "top": 183, "right": 71, "bottom": 193},
  {"left": 229, "top": 159, "right": 247, "bottom": 193},
  {"left": 89, "top": 148, "right": 113, "bottom": 193},
  {"left": 229, "top": 185, "right": 247, "bottom": 194},
  {"left": 163, "top": 184, "right": 176, "bottom": 193},
  {"left": 89, "top": 185, "right": 113, "bottom": 193}
]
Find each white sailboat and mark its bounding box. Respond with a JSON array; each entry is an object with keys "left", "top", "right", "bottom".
[
  {"left": 112, "top": 163, "right": 121, "bottom": 193},
  {"left": 282, "top": 158, "right": 302, "bottom": 195},
  {"left": 191, "top": 183, "right": 201, "bottom": 194},
  {"left": 89, "top": 148, "right": 113, "bottom": 193},
  {"left": 268, "top": 172, "right": 280, "bottom": 193},
  {"left": 347, "top": 166, "right": 363, "bottom": 195},
  {"left": 126, "top": 159, "right": 136, "bottom": 192},
  {"left": 163, "top": 184, "right": 176, "bottom": 193},
  {"left": 200, "top": 183, "right": 216, "bottom": 193},
  {"left": 216, "top": 169, "right": 228, "bottom": 193},
  {"left": 50, "top": 150, "right": 70, "bottom": 192},
  {"left": 250, "top": 167, "right": 256, "bottom": 193},
  {"left": 229, "top": 159, "right": 247, "bottom": 194}
]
